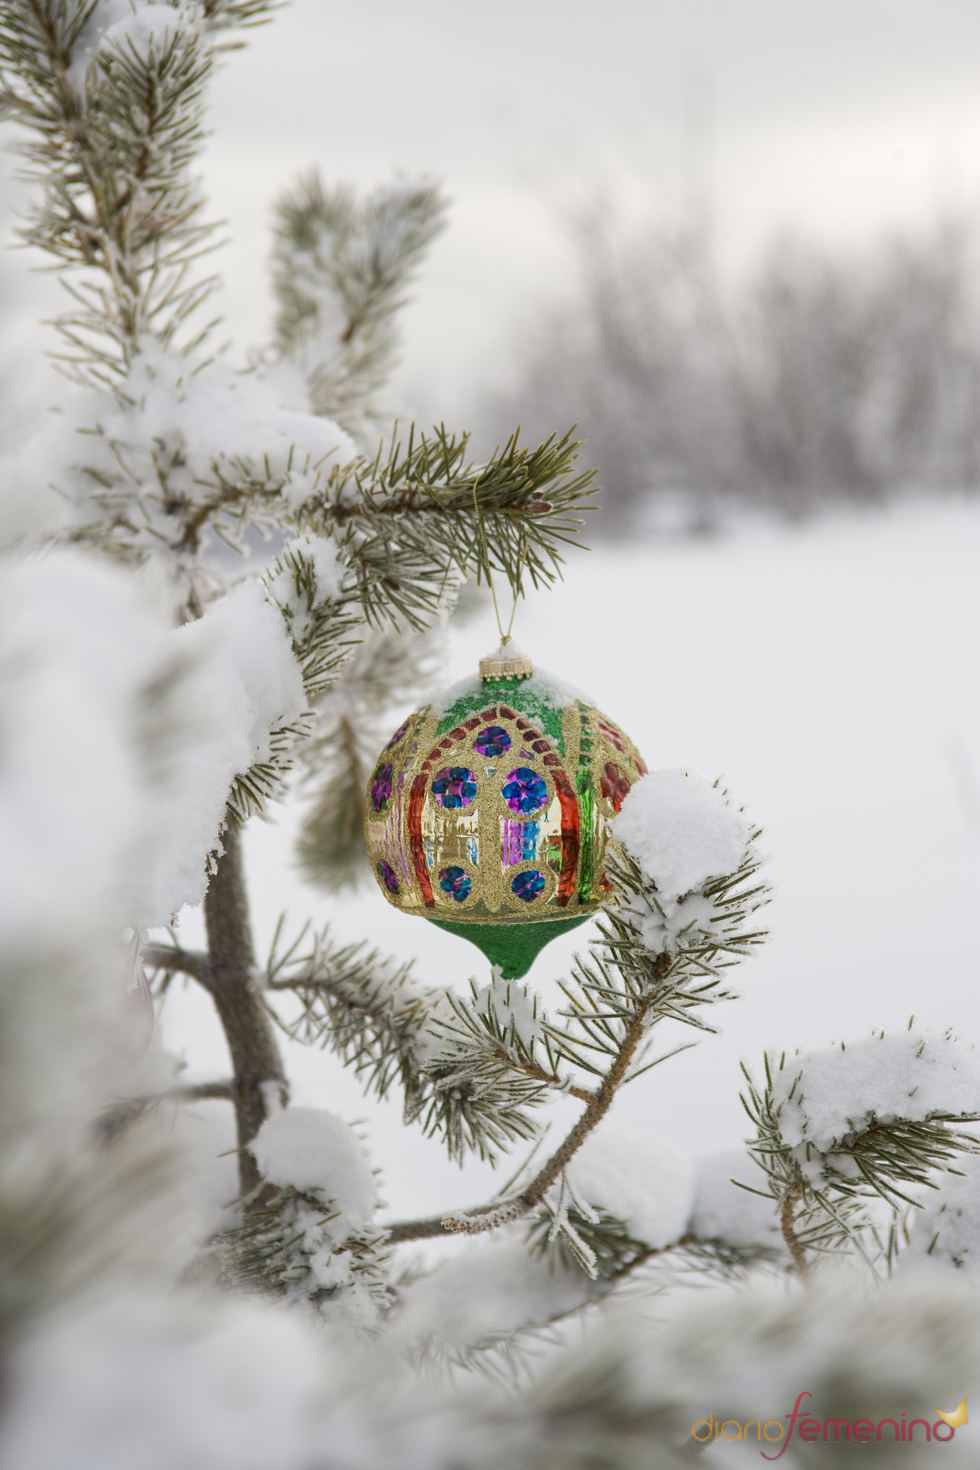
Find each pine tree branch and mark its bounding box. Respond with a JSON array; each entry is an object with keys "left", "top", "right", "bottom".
[
  {"left": 0, "top": 0, "right": 273, "bottom": 371},
  {"left": 96, "top": 1080, "right": 235, "bottom": 1142},
  {"left": 271, "top": 171, "right": 447, "bottom": 434},
  {"left": 741, "top": 1040, "right": 980, "bottom": 1276},
  {"left": 1, "top": 0, "right": 218, "bottom": 372},
  {"left": 490, "top": 1052, "right": 594, "bottom": 1105},
  {"left": 299, "top": 424, "right": 596, "bottom": 633},
  {"left": 142, "top": 942, "right": 214, "bottom": 989},
  {"left": 385, "top": 956, "right": 670, "bottom": 1242},
  {"left": 262, "top": 918, "right": 450, "bottom": 1120},
  {"left": 203, "top": 813, "right": 287, "bottom": 1197},
  {"left": 780, "top": 1181, "right": 808, "bottom": 1277}
]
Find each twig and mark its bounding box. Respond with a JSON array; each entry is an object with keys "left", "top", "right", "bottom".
[
  {"left": 386, "top": 955, "right": 670, "bottom": 1242},
  {"left": 142, "top": 942, "right": 214, "bottom": 989},
  {"left": 492, "top": 1050, "right": 594, "bottom": 1104},
  {"left": 780, "top": 1180, "right": 808, "bottom": 1277},
  {"left": 96, "top": 1079, "right": 235, "bottom": 1141}
]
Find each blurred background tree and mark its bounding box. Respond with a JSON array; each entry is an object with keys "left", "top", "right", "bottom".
[{"left": 482, "top": 208, "right": 980, "bottom": 532}]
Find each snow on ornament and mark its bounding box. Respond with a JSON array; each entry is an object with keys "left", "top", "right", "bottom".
[{"left": 365, "top": 643, "right": 646, "bottom": 978}]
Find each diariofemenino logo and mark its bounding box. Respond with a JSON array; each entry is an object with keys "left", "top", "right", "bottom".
[{"left": 690, "top": 1392, "right": 969, "bottom": 1456}]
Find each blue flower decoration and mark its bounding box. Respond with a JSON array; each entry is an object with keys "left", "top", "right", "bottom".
[
  {"left": 432, "top": 766, "right": 477, "bottom": 810},
  {"left": 473, "top": 724, "right": 511, "bottom": 758},
  {"left": 439, "top": 866, "right": 472, "bottom": 902},
  {"left": 502, "top": 767, "right": 548, "bottom": 814},
  {"left": 511, "top": 869, "right": 545, "bottom": 902}
]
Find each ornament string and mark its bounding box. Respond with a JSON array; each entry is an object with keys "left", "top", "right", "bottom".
[{"left": 472, "top": 479, "right": 526, "bottom": 647}]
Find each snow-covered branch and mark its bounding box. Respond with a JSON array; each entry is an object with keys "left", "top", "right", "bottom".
[
  {"left": 743, "top": 1027, "right": 980, "bottom": 1272},
  {"left": 271, "top": 171, "right": 448, "bottom": 437}
]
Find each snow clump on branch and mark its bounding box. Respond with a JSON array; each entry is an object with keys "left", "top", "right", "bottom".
[
  {"left": 236, "top": 1110, "right": 390, "bottom": 1324},
  {"left": 250, "top": 1108, "right": 379, "bottom": 1218},
  {"left": 0, "top": 550, "right": 307, "bottom": 938},
  {"left": 391, "top": 1234, "right": 595, "bottom": 1360},
  {"left": 903, "top": 1155, "right": 980, "bottom": 1271},
  {"left": 566, "top": 1131, "right": 695, "bottom": 1250},
  {"left": 1, "top": 342, "right": 356, "bottom": 569},
  {"left": 688, "top": 1150, "right": 787, "bottom": 1253},
  {"left": 611, "top": 769, "right": 752, "bottom": 949},
  {"left": 772, "top": 1030, "right": 980, "bottom": 1157},
  {"left": 613, "top": 769, "right": 750, "bottom": 901}
]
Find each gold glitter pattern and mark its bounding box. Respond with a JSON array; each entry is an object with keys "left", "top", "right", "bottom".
[{"left": 365, "top": 685, "right": 646, "bottom": 924}]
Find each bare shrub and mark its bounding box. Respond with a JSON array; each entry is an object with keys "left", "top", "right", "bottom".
[{"left": 482, "top": 210, "right": 980, "bottom": 531}]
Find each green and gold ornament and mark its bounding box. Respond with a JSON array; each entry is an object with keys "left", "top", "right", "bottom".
[{"left": 365, "top": 644, "right": 646, "bottom": 979}]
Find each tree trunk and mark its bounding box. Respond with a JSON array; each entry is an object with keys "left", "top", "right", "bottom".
[{"left": 203, "top": 813, "right": 288, "bottom": 1197}]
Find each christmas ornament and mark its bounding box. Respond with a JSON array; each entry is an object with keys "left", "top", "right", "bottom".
[{"left": 365, "top": 644, "right": 646, "bottom": 978}]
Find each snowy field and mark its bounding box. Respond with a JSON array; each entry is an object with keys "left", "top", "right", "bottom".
[{"left": 157, "top": 497, "right": 980, "bottom": 1232}]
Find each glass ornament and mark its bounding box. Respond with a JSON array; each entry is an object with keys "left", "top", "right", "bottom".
[{"left": 364, "top": 647, "right": 646, "bottom": 978}]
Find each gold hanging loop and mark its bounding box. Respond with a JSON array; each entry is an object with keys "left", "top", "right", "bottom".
[{"left": 472, "top": 480, "right": 527, "bottom": 648}]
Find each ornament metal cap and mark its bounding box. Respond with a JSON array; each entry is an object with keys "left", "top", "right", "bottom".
[{"left": 479, "top": 641, "right": 533, "bottom": 682}]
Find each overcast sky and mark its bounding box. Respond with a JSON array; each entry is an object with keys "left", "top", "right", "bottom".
[{"left": 5, "top": 0, "right": 980, "bottom": 421}]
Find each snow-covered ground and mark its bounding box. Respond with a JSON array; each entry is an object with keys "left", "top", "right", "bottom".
[{"left": 158, "top": 496, "right": 980, "bottom": 1230}]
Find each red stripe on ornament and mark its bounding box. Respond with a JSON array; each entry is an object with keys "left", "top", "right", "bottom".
[
  {"left": 408, "top": 773, "right": 434, "bottom": 908},
  {"left": 551, "top": 769, "right": 579, "bottom": 908}
]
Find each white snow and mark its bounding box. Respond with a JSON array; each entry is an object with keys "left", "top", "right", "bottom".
[
  {"left": 250, "top": 1108, "right": 379, "bottom": 1220},
  {"left": 479, "top": 638, "right": 530, "bottom": 663},
  {"left": 612, "top": 768, "right": 750, "bottom": 900},
  {"left": 130, "top": 578, "right": 307, "bottom": 927},
  {"left": 174, "top": 579, "right": 307, "bottom": 769},
  {"left": 392, "top": 1233, "right": 592, "bottom": 1353},
  {"left": 565, "top": 1130, "right": 695, "bottom": 1248},
  {"left": 772, "top": 1030, "right": 980, "bottom": 1155},
  {"left": 903, "top": 1155, "right": 980, "bottom": 1271},
  {"left": 98, "top": 0, "right": 203, "bottom": 56},
  {"left": 0, "top": 341, "right": 357, "bottom": 574},
  {"left": 263, "top": 533, "right": 348, "bottom": 647},
  {"left": 0, "top": 549, "right": 307, "bottom": 939},
  {"left": 688, "top": 1150, "right": 784, "bottom": 1251},
  {"left": 65, "top": 0, "right": 201, "bottom": 92},
  {"left": 0, "top": 1292, "right": 329, "bottom": 1470},
  {"left": 0, "top": 552, "right": 163, "bottom": 948},
  {"left": 472, "top": 972, "right": 542, "bottom": 1050},
  {"left": 430, "top": 662, "right": 593, "bottom": 718}
]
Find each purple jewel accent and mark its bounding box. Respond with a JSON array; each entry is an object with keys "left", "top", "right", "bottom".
[
  {"left": 432, "top": 766, "right": 476, "bottom": 810},
  {"left": 502, "top": 819, "right": 540, "bottom": 868},
  {"left": 502, "top": 767, "right": 548, "bottom": 814},
  {"left": 385, "top": 718, "right": 410, "bottom": 751},
  {"left": 377, "top": 861, "right": 399, "bottom": 894},
  {"left": 439, "top": 866, "right": 472, "bottom": 901},
  {"left": 511, "top": 869, "right": 545, "bottom": 902},
  {"left": 370, "top": 761, "right": 393, "bottom": 813},
  {"left": 473, "top": 724, "right": 511, "bottom": 758}
]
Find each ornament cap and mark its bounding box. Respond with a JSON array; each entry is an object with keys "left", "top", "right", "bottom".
[{"left": 479, "top": 641, "right": 533, "bottom": 683}]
